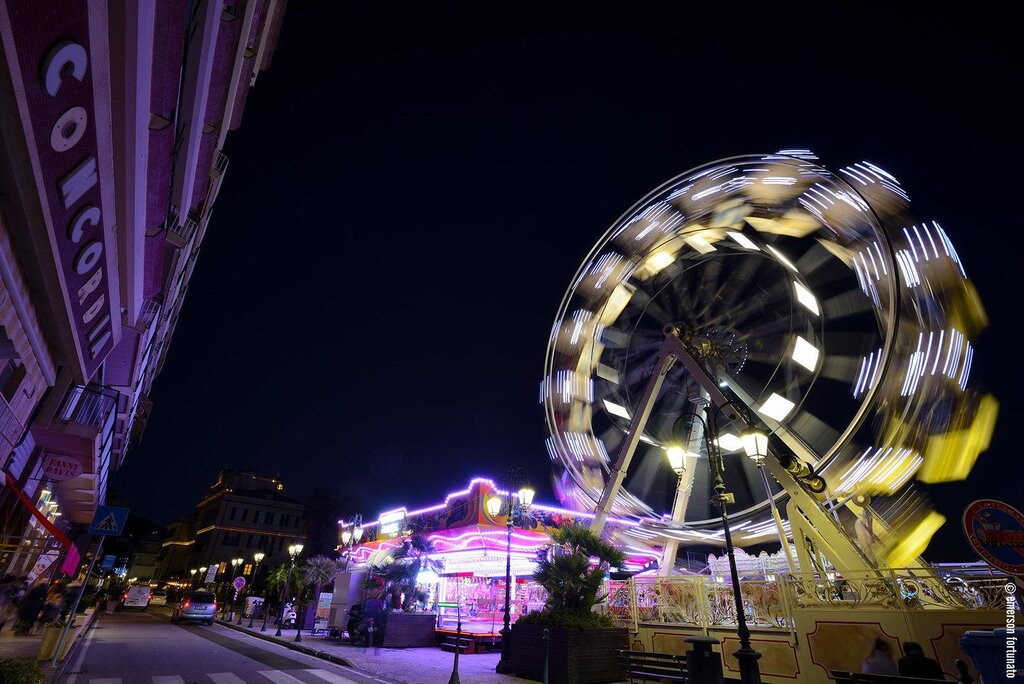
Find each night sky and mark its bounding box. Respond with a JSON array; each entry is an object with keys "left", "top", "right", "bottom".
[{"left": 112, "top": 4, "right": 1020, "bottom": 561}]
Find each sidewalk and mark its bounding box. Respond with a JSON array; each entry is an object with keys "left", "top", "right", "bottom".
[
  {"left": 0, "top": 616, "right": 94, "bottom": 683},
  {"left": 216, "top": 618, "right": 531, "bottom": 684}
]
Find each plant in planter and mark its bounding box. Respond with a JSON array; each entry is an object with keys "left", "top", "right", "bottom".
[
  {"left": 363, "top": 535, "right": 442, "bottom": 647},
  {"left": 509, "top": 524, "right": 628, "bottom": 684},
  {"left": 0, "top": 657, "right": 44, "bottom": 684},
  {"left": 366, "top": 534, "right": 440, "bottom": 612}
]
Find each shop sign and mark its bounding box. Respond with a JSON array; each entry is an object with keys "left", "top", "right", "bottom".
[
  {"left": 378, "top": 509, "right": 407, "bottom": 537},
  {"left": 963, "top": 499, "right": 1024, "bottom": 576},
  {"left": 42, "top": 454, "right": 84, "bottom": 481},
  {"left": 0, "top": 2, "right": 117, "bottom": 378}
]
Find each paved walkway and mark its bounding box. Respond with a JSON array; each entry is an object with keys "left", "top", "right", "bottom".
[{"left": 215, "top": 619, "right": 532, "bottom": 684}]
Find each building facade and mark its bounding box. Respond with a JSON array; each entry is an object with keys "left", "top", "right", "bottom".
[
  {"left": 0, "top": 0, "right": 287, "bottom": 577},
  {"left": 155, "top": 470, "right": 306, "bottom": 588}
]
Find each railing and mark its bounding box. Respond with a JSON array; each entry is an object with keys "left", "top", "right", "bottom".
[
  {"left": 599, "top": 566, "right": 1011, "bottom": 633},
  {"left": 136, "top": 296, "right": 162, "bottom": 331},
  {"left": 59, "top": 384, "right": 117, "bottom": 432}
]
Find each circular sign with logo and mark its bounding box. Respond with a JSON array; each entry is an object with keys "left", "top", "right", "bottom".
[
  {"left": 42, "top": 454, "right": 84, "bottom": 482},
  {"left": 233, "top": 576, "right": 246, "bottom": 590},
  {"left": 963, "top": 499, "right": 1024, "bottom": 576}
]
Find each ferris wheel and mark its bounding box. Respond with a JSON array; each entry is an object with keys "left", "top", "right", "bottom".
[{"left": 541, "top": 150, "right": 995, "bottom": 570}]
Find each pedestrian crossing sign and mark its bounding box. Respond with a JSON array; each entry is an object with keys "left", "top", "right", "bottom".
[{"left": 89, "top": 505, "right": 129, "bottom": 536}]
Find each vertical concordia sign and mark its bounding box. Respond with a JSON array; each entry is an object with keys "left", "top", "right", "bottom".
[{"left": 0, "top": 1, "right": 118, "bottom": 379}]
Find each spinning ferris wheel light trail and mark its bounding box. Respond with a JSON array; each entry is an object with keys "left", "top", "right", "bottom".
[{"left": 540, "top": 150, "right": 997, "bottom": 575}]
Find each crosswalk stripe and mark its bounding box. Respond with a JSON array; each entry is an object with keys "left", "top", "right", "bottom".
[
  {"left": 88, "top": 679, "right": 122, "bottom": 684},
  {"left": 207, "top": 674, "right": 247, "bottom": 684},
  {"left": 258, "top": 672, "right": 307, "bottom": 684},
  {"left": 153, "top": 677, "right": 185, "bottom": 684},
  {"left": 305, "top": 669, "right": 360, "bottom": 684}
]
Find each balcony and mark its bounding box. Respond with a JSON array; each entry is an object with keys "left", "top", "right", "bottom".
[
  {"left": 59, "top": 384, "right": 117, "bottom": 433},
  {"left": 204, "top": 149, "right": 230, "bottom": 212},
  {"left": 129, "top": 296, "right": 163, "bottom": 333},
  {"left": 166, "top": 210, "right": 199, "bottom": 249}
]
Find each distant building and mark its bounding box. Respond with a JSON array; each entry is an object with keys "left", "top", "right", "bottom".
[
  {"left": 0, "top": 1, "right": 287, "bottom": 576},
  {"left": 154, "top": 470, "right": 306, "bottom": 588},
  {"left": 126, "top": 528, "right": 164, "bottom": 582}
]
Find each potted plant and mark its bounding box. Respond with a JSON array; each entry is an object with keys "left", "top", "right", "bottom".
[
  {"left": 0, "top": 657, "right": 44, "bottom": 683},
  {"left": 509, "top": 524, "right": 628, "bottom": 683},
  {"left": 364, "top": 534, "right": 441, "bottom": 647}
]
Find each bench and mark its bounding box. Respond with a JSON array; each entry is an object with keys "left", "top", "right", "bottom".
[
  {"left": 619, "top": 649, "right": 688, "bottom": 682},
  {"left": 832, "top": 671, "right": 950, "bottom": 684}
]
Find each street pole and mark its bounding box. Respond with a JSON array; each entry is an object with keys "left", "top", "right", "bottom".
[
  {"left": 706, "top": 406, "right": 762, "bottom": 684},
  {"left": 276, "top": 560, "right": 292, "bottom": 637},
  {"left": 52, "top": 535, "right": 102, "bottom": 667},
  {"left": 496, "top": 479, "right": 513, "bottom": 673},
  {"left": 448, "top": 581, "right": 462, "bottom": 684},
  {"left": 248, "top": 557, "right": 263, "bottom": 628}
]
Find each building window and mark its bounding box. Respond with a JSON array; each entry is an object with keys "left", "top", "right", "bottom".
[
  {"left": 223, "top": 532, "right": 241, "bottom": 547},
  {"left": 252, "top": 511, "right": 262, "bottom": 524},
  {"left": 246, "top": 534, "right": 253, "bottom": 548},
  {"left": 229, "top": 507, "right": 237, "bottom": 521},
  {"left": 239, "top": 509, "right": 248, "bottom": 522},
  {"left": 281, "top": 514, "right": 290, "bottom": 527},
  {"left": 218, "top": 561, "right": 227, "bottom": 574},
  {"left": 243, "top": 563, "right": 253, "bottom": 576},
  {"left": 266, "top": 513, "right": 277, "bottom": 526},
  {"left": 295, "top": 516, "right": 302, "bottom": 529}
]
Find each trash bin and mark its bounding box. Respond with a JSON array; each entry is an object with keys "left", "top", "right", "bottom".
[{"left": 959, "top": 628, "right": 1011, "bottom": 682}]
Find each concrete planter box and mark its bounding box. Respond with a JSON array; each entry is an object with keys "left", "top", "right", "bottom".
[
  {"left": 509, "top": 623, "right": 628, "bottom": 683},
  {"left": 381, "top": 612, "right": 436, "bottom": 648}
]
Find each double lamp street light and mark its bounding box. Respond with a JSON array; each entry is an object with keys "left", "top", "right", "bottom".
[
  {"left": 668, "top": 401, "right": 767, "bottom": 684},
  {"left": 275, "top": 543, "right": 304, "bottom": 639},
  {"left": 485, "top": 471, "right": 535, "bottom": 676}
]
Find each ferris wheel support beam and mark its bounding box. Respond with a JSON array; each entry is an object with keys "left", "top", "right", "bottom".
[{"left": 589, "top": 337, "right": 678, "bottom": 536}]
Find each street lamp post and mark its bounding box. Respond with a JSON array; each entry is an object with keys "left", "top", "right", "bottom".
[
  {"left": 189, "top": 568, "right": 197, "bottom": 590},
  {"left": 248, "top": 551, "right": 266, "bottom": 628},
  {"left": 228, "top": 559, "right": 241, "bottom": 619},
  {"left": 488, "top": 470, "right": 535, "bottom": 675},
  {"left": 670, "top": 404, "right": 764, "bottom": 684},
  {"left": 276, "top": 543, "right": 303, "bottom": 638},
  {"left": 339, "top": 514, "right": 363, "bottom": 571},
  {"left": 199, "top": 566, "right": 208, "bottom": 588},
  {"left": 232, "top": 557, "right": 244, "bottom": 624}
]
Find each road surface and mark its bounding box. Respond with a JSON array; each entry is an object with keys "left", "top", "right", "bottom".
[{"left": 62, "top": 608, "right": 391, "bottom": 684}]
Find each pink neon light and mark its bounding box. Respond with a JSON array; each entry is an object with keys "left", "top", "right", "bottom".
[{"left": 340, "top": 477, "right": 638, "bottom": 537}]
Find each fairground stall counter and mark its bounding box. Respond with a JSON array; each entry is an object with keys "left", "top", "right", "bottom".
[{"left": 331, "top": 477, "right": 656, "bottom": 650}]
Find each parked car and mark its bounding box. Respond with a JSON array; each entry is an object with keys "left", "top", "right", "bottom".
[
  {"left": 122, "top": 585, "right": 152, "bottom": 609},
  {"left": 172, "top": 590, "right": 217, "bottom": 625},
  {"left": 149, "top": 589, "right": 168, "bottom": 606}
]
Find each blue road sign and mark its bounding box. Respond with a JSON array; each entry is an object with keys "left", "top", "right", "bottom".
[
  {"left": 100, "top": 555, "right": 116, "bottom": 571},
  {"left": 89, "top": 505, "right": 129, "bottom": 536}
]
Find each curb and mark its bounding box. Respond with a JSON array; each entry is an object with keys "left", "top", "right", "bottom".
[{"left": 214, "top": 619, "right": 355, "bottom": 669}]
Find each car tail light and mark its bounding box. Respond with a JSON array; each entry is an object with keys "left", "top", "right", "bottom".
[
  {"left": 183, "top": 600, "right": 191, "bottom": 609},
  {"left": 212, "top": 600, "right": 217, "bottom": 608}
]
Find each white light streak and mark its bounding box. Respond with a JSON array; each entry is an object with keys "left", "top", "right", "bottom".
[
  {"left": 766, "top": 245, "right": 798, "bottom": 272},
  {"left": 793, "top": 281, "right": 820, "bottom": 316},
  {"left": 758, "top": 393, "right": 795, "bottom": 422},
  {"left": 602, "top": 399, "right": 631, "bottom": 420},
  {"left": 792, "top": 336, "right": 820, "bottom": 372},
  {"left": 727, "top": 231, "right": 759, "bottom": 250}
]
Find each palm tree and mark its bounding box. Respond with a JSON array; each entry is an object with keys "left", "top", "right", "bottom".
[
  {"left": 367, "top": 534, "right": 440, "bottom": 611},
  {"left": 266, "top": 564, "right": 294, "bottom": 610},
  {"left": 301, "top": 556, "right": 342, "bottom": 630},
  {"left": 530, "top": 524, "right": 625, "bottom": 624}
]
